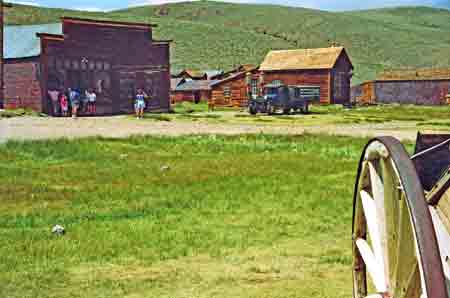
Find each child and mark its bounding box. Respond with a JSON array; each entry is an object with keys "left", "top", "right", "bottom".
[
  {"left": 134, "top": 88, "right": 147, "bottom": 119},
  {"left": 60, "top": 93, "right": 69, "bottom": 117}
]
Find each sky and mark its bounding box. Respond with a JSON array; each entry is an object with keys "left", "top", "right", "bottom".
[{"left": 8, "top": 0, "right": 449, "bottom": 12}]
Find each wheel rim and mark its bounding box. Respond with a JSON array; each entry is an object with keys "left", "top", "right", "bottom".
[{"left": 352, "top": 137, "right": 447, "bottom": 298}]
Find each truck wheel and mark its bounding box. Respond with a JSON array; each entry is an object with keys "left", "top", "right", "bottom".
[
  {"left": 302, "top": 104, "right": 309, "bottom": 114},
  {"left": 249, "top": 106, "right": 257, "bottom": 115},
  {"left": 283, "top": 108, "right": 290, "bottom": 115}
]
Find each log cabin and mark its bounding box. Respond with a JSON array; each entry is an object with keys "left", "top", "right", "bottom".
[
  {"left": 259, "top": 47, "right": 353, "bottom": 104},
  {"left": 351, "top": 68, "right": 450, "bottom": 105},
  {"left": 3, "top": 17, "right": 171, "bottom": 115},
  {"left": 210, "top": 66, "right": 260, "bottom": 108},
  {"left": 170, "top": 79, "right": 218, "bottom": 104}
]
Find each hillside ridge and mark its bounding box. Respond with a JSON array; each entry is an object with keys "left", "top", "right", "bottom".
[{"left": 4, "top": 2, "right": 450, "bottom": 84}]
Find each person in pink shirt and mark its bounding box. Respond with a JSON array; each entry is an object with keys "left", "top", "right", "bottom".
[{"left": 60, "top": 92, "right": 69, "bottom": 117}]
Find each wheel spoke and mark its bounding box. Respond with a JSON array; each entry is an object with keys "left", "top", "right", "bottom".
[
  {"left": 381, "top": 157, "right": 400, "bottom": 290},
  {"left": 360, "top": 190, "right": 385, "bottom": 278},
  {"left": 393, "top": 195, "right": 419, "bottom": 298},
  {"left": 356, "top": 238, "right": 387, "bottom": 292},
  {"left": 368, "top": 161, "right": 389, "bottom": 290}
]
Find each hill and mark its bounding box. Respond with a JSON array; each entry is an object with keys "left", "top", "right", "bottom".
[{"left": 4, "top": 1, "right": 450, "bottom": 84}]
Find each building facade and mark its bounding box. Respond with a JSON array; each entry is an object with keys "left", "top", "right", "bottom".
[
  {"left": 259, "top": 47, "right": 353, "bottom": 104},
  {"left": 352, "top": 69, "right": 450, "bottom": 105},
  {"left": 4, "top": 17, "right": 171, "bottom": 115}
]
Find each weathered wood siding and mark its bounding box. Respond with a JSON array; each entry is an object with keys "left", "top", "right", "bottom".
[
  {"left": 352, "top": 80, "right": 450, "bottom": 105},
  {"left": 331, "top": 53, "right": 352, "bottom": 104},
  {"left": 211, "top": 76, "right": 248, "bottom": 107},
  {"left": 263, "top": 69, "right": 331, "bottom": 104},
  {"left": 4, "top": 59, "right": 42, "bottom": 111},
  {"left": 170, "top": 90, "right": 210, "bottom": 103},
  {"left": 375, "top": 80, "right": 450, "bottom": 105},
  {"left": 39, "top": 19, "right": 170, "bottom": 115}
]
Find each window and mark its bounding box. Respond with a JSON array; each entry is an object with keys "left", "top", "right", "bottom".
[
  {"left": 223, "top": 86, "right": 231, "bottom": 97},
  {"left": 271, "top": 80, "right": 282, "bottom": 87},
  {"left": 251, "top": 79, "right": 258, "bottom": 96}
]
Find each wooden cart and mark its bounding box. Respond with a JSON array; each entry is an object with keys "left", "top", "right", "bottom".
[{"left": 352, "top": 133, "right": 450, "bottom": 298}]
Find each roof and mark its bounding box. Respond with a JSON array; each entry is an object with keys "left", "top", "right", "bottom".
[
  {"left": 260, "top": 47, "right": 349, "bottom": 71},
  {"left": 174, "top": 80, "right": 218, "bottom": 92},
  {"left": 4, "top": 23, "right": 62, "bottom": 59},
  {"left": 61, "top": 17, "right": 157, "bottom": 29},
  {"left": 377, "top": 68, "right": 450, "bottom": 81},
  {"left": 171, "top": 78, "right": 185, "bottom": 90},
  {"left": 210, "top": 67, "right": 258, "bottom": 87}
]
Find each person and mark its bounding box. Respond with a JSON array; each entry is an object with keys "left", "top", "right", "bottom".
[
  {"left": 86, "top": 88, "right": 97, "bottom": 114},
  {"left": 60, "top": 92, "right": 69, "bottom": 117},
  {"left": 69, "top": 88, "right": 80, "bottom": 118},
  {"left": 134, "top": 88, "right": 147, "bottom": 119},
  {"left": 48, "top": 89, "right": 60, "bottom": 116}
]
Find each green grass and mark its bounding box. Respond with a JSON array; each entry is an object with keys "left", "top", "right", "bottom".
[
  {"left": 0, "top": 134, "right": 375, "bottom": 298},
  {"left": 0, "top": 108, "right": 42, "bottom": 118},
  {"left": 4, "top": 2, "right": 450, "bottom": 84}
]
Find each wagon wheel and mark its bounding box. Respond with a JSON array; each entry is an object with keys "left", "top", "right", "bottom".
[{"left": 352, "top": 137, "right": 447, "bottom": 298}]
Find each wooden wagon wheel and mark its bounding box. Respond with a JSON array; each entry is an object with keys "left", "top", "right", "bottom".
[{"left": 352, "top": 137, "right": 447, "bottom": 298}]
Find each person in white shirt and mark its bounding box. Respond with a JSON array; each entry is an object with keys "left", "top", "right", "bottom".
[
  {"left": 86, "top": 89, "right": 97, "bottom": 114},
  {"left": 48, "top": 89, "right": 60, "bottom": 116}
]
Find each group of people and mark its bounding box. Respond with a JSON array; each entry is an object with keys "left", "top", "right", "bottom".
[
  {"left": 48, "top": 87, "right": 150, "bottom": 118},
  {"left": 48, "top": 88, "right": 97, "bottom": 118}
]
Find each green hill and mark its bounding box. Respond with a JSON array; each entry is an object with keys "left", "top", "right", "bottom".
[{"left": 4, "top": 1, "right": 450, "bottom": 84}]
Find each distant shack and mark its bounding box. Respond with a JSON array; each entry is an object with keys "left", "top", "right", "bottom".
[{"left": 352, "top": 68, "right": 450, "bottom": 105}]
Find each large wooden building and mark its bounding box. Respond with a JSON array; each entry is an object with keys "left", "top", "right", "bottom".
[
  {"left": 3, "top": 17, "right": 171, "bottom": 115},
  {"left": 259, "top": 47, "right": 353, "bottom": 104},
  {"left": 352, "top": 69, "right": 450, "bottom": 105}
]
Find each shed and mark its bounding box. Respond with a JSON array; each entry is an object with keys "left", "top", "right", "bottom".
[
  {"left": 210, "top": 67, "right": 259, "bottom": 107},
  {"left": 260, "top": 47, "right": 353, "bottom": 104},
  {"left": 352, "top": 68, "right": 450, "bottom": 105},
  {"left": 171, "top": 79, "right": 218, "bottom": 104},
  {"left": 3, "top": 17, "right": 171, "bottom": 115}
]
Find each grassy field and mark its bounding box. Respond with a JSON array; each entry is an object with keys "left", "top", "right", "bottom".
[
  {"left": 0, "top": 133, "right": 387, "bottom": 298},
  {"left": 4, "top": 2, "right": 450, "bottom": 83},
  {"left": 143, "top": 102, "right": 450, "bottom": 130}
]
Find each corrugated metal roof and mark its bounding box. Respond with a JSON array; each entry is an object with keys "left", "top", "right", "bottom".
[
  {"left": 174, "top": 80, "right": 218, "bottom": 92},
  {"left": 4, "top": 23, "right": 62, "bottom": 59},
  {"left": 377, "top": 68, "right": 450, "bottom": 81},
  {"left": 260, "top": 47, "right": 345, "bottom": 71}
]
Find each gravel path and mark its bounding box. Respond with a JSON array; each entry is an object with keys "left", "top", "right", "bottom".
[{"left": 0, "top": 116, "right": 438, "bottom": 143}]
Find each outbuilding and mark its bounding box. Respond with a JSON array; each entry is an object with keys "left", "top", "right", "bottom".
[
  {"left": 259, "top": 47, "right": 353, "bottom": 104},
  {"left": 3, "top": 17, "right": 171, "bottom": 115},
  {"left": 352, "top": 69, "right": 450, "bottom": 105}
]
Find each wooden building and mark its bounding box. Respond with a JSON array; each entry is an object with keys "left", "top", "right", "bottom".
[
  {"left": 352, "top": 68, "right": 450, "bottom": 105},
  {"left": 210, "top": 67, "right": 259, "bottom": 107},
  {"left": 4, "top": 17, "right": 171, "bottom": 115},
  {"left": 259, "top": 47, "right": 353, "bottom": 104},
  {"left": 172, "top": 69, "right": 207, "bottom": 81},
  {"left": 170, "top": 79, "right": 217, "bottom": 104}
]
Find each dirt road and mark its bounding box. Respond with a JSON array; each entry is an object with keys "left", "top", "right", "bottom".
[{"left": 0, "top": 116, "right": 437, "bottom": 143}]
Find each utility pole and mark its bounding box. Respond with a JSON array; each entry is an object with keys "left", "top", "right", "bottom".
[{"left": 0, "top": 1, "right": 11, "bottom": 109}]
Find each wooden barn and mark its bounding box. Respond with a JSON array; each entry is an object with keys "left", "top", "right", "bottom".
[
  {"left": 210, "top": 66, "right": 260, "bottom": 107},
  {"left": 259, "top": 47, "right": 353, "bottom": 104},
  {"left": 3, "top": 17, "right": 171, "bottom": 115},
  {"left": 352, "top": 68, "right": 450, "bottom": 105}
]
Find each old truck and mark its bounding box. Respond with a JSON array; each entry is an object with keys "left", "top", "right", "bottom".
[{"left": 248, "top": 84, "right": 320, "bottom": 115}]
